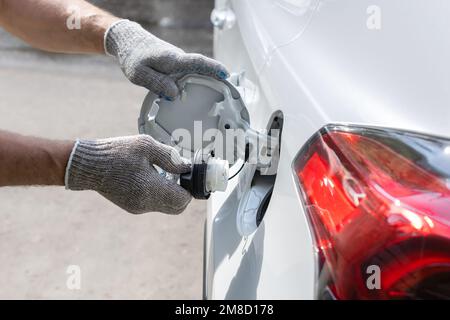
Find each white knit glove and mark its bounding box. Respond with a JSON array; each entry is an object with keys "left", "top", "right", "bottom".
[
  {"left": 105, "top": 19, "right": 229, "bottom": 99},
  {"left": 65, "top": 135, "right": 192, "bottom": 215}
]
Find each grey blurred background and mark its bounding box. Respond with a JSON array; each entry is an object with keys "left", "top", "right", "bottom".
[{"left": 0, "top": 0, "right": 214, "bottom": 299}]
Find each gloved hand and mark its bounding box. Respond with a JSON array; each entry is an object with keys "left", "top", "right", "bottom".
[
  {"left": 104, "top": 19, "right": 229, "bottom": 99},
  {"left": 65, "top": 135, "right": 192, "bottom": 215}
]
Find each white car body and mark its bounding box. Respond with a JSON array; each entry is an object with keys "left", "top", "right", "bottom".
[{"left": 204, "top": 0, "right": 450, "bottom": 299}]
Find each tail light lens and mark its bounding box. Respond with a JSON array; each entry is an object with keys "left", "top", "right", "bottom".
[{"left": 293, "top": 125, "right": 450, "bottom": 300}]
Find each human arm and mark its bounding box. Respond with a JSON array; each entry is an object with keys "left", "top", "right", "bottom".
[
  {"left": 0, "top": 0, "right": 116, "bottom": 53},
  {"left": 0, "top": 130, "right": 192, "bottom": 214},
  {"left": 0, "top": 0, "right": 229, "bottom": 98},
  {"left": 0, "top": 130, "right": 73, "bottom": 186}
]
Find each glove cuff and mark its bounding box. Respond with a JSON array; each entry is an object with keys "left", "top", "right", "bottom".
[
  {"left": 64, "top": 140, "right": 79, "bottom": 189},
  {"left": 65, "top": 139, "right": 115, "bottom": 191},
  {"left": 104, "top": 19, "right": 147, "bottom": 58}
]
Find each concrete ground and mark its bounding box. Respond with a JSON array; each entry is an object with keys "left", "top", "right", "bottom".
[{"left": 0, "top": 0, "right": 213, "bottom": 299}]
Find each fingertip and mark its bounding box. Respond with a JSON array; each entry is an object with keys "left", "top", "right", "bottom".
[
  {"left": 152, "top": 143, "right": 191, "bottom": 174},
  {"left": 169, "top": 160, "right": 192, "bottom": 175},
  {"left": 159, "top": 179, "right": 192, "bottom": 215},
  {"left": 178, "top": 53, "right": 229, "bottom": 80},
  {"left": 178, "top": 162, "right": 192, "bottom": 174},
  {"left": 172, "top": 189, "right": 193, "bottom": 215},
  {"left": 216, "top": 69, "right": 230, "bottom": 80},
  {"left": 159, "top": 94, "right": 175, "bottom": 101},
  {"left": 159, "top": 84, "right": 179, "bottom": 100}
]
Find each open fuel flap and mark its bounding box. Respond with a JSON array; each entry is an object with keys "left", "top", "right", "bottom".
[{"left": 138, "top": 75, "right": 280, "bottom": 236}]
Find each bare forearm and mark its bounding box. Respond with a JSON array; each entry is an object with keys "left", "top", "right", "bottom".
[
  {"left": 0, "top": 0, "right": 119, "bottom": 54},
  {"left": 0, "top": 130, "right": 74, "bottom": 186}
]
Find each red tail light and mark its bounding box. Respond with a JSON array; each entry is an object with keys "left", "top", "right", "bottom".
[{"left": 293, "top": 125, "right": 450, "bottom": 299}]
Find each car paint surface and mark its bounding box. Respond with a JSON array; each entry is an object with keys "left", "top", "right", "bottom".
[{"left": 205, "top": 0, "right": 450, "bottom": 299}]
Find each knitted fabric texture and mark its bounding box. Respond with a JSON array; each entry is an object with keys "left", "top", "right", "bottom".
[
  {"left": 66, "top": 135, "right": 192, "bottom": 215},
  {"left": 105, "top": 20, "right": 229, "bottom": 99}
]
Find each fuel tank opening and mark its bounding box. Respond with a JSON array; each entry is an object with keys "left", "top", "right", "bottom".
[{"left": 236, "top": 111, "right": 283, "bottom": 236}]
